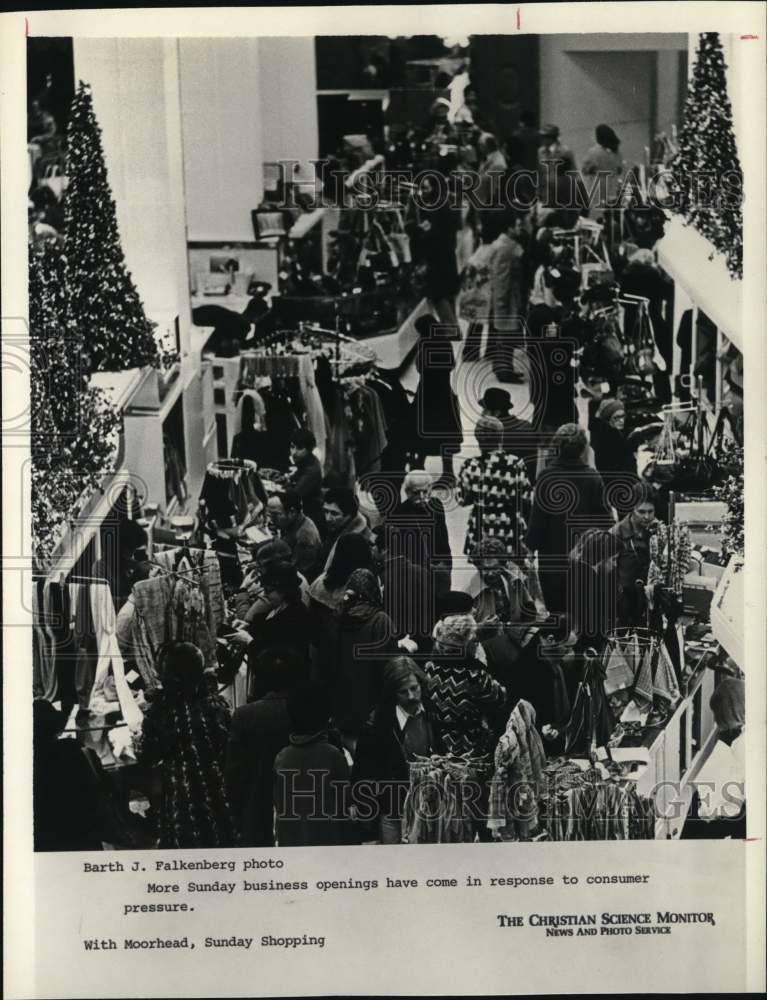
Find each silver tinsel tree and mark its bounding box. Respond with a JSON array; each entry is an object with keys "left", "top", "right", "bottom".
[
  {"left": 669, "top": 33, "right": 743, "bottom": 278},
  {"left": 64, "top": 80, "right": 159, "bottom": 372}
]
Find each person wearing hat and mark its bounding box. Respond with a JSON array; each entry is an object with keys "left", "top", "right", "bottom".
[
  {"left": 457, "top": 415, "right": 533, "bottom": 558},
  {"left": 588, "top": 397, "right": 638, "bottom": 518},
  {"left": 352, "top": 656, "right": 445, "bottom": 843},
  {"left": 424, "top": 613, "right": 506, "bottom": 758},
  {"left": 480, "top": 386, "right": 539, "bottom": 484}
]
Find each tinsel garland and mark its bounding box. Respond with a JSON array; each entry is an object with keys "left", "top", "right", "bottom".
[
  {"left": 668, "top": 32, "right": 743, "bottom": 279},
  {"left": 30, "top": 240, "right": 121, "bottom": 563},
  {"left": 64, "top": 80, "right": 160, "bottom": 373},
  {"left": 713, "top": 441, "right": 744, "bottom": 558},
  {"left": 648, "top": 521, "right": 691, "bottom": 596}
]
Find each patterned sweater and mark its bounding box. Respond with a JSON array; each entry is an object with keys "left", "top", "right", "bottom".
[
  {"left": 458, "top": 449, "right": 532, "bottom": 556},
  {"left": 424, "top": 658, "right": 506, "bottom": 757}
]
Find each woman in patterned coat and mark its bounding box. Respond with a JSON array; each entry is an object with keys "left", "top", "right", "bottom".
[{"left": 458, "top": 415, "right": 533, "bottom": 558}]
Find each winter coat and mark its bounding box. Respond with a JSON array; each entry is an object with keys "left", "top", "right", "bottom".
[
  {"left": 274, "top": 733, "right": 352, "bottom": 846},
  {"left": 225, "top": 692, "right": 291, "bottom": 847},
  {"left": 333, "top": 605, "right": 399, "bottom": 737}
]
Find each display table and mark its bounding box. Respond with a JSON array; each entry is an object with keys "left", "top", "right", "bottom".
[{"left": 625, "top": 655, "right": 718, "bottom": 839}]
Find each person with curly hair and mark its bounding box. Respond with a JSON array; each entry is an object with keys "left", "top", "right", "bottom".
[{"left": 136, "top": 641, "right": 236, "bottom": 849}]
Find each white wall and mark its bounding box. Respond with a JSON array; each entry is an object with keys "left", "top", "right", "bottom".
[
  {"left": 73, "top": 38, "right": 192, "bottom": 337},
  {"left": 540, "top": 34, "right": 688, "bottom": 167},
  {"left": 178, "top": 38, "right": 264, "bottom": 241},
  {"left": 258, "top": 36, "right": 318, "bottom": 181}
]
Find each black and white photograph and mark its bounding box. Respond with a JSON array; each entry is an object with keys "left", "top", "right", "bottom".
[{"left": 3, "top": 4, "right": 765, "bottom": 998}]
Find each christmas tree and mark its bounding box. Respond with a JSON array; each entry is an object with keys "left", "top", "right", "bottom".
[
  {"left": 30, "top": 240, "right": 121, "bottom": 562},
  {"left": 669, "top": 32, "right": 743, "bottom": 279},
  {"left": 64, "top": 80, "right": 159, "bottom": 372}
]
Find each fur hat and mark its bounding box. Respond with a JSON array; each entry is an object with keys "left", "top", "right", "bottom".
[{"left": 432, "top": 613, "right": 478, "bottom": 652}]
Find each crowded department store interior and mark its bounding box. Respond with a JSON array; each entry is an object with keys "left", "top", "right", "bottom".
[{"left": 29, "top": 31, "right": 746, "bottom": 849}]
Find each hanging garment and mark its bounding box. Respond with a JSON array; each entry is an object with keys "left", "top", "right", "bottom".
[
  {"left": 233, "top": 388, "right": 267, "bottom": 435},
  {"left": 347, "top": 384, "right": 389, "bottom": 476},
  {"left": 325, "top": 384, "right": 356, "bottom": 487},
  {"left": 488, "top": 700, "right": 546, "bottom": 841},
  {"left": 633, "top": 643, "right": 655, "bottom": 708},
  {"left": 298, "top": 354, "right": 328, "bottom": 467},
  {"left": 564, "top": 652, "right": 616, "bottom": 756},
  {"left": 33, "top": 581, "right": 57, "bottom": 701},
  {"left": 653, "top": 640, "right": 681, "bottom": 706},
  {"left": 402, "top": 754, "right": 490, "bottom": 844},
  {"left": 152, "top": 548, "right": 225, "bottom": 638},
  {"left": 603, "top": 641, "right": 635, "bottom": 695},
  {"left": 88, "top": 583, "right": 143, "bottom": 731}
]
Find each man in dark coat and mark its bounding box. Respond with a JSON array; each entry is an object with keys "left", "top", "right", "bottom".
[
  {"left": 389, "top": 471, "right": 452, "bottom": 599},
  {"left": 273, "top": 686, "right": 352, "bottom": 847},
  {"left": 352, "top": 657, "right": 445, "bottom": 843},
  {"left": 225, "top": 648, "right": 299, "bottom": 847},
  {"left": 371, "top": 523, "right": 432, "bottom": 651}
]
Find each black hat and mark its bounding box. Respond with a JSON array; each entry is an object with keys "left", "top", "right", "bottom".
[
  {"left": 436, "top": 590, "right": 474, "bottom": 617},
  {"left": 480, "top": 387, "right": 513, "bottom": 413}
]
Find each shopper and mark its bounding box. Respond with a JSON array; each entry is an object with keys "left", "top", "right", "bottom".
[
  {"left": 266, "top": 489, "right": 322, "bottom": 581},
  {"left": 581, "top": 123, "right": 625, "bottom": 211},
  {"left": 332, "top": 569, "right": 398, "bottom": 751},
  {"left": 458, "top": 415, "right": 533, "bottom": 557},
  {"left": 371, "top": 523, "right": 432, "bottom": 650},
  {"left": 391, "top": 470, "right": 453, "bottom": 598},
  {"left": 567, "top": 527, "right": 621, "bottom": 642},
  {"left": 33, "top": 699, "right": 107, "bottom": 852},
  {"left": 526, "top": 424, "right": 614, "bottom": 619},
  {"left": 466, "top": 537, "right": 539, "bottom": 691},
  {"left": 424, "top": 613, "right": 506, "bottom": 757},
  {"left": 309, "top": 532, "right": 374, "bottom": 616},
  {"left": 479, "top": 387, "right": 538, "bottom": 484},
  {"left": 135, "top": 641, "right": 236, "bottom": 849},
  {"left": 91, "top": 518, "right": 152, "bottom": 610},
  {"left": 353, "top": 656, "right": 445, "bottom": 844},
  {"left": 537, "top": 123, "right": 586, "bottom": 227},
  {"left": 246, "top": 563, "right": 311, "bottom": 696},
  {"left": 234, "top": 539, "right": 311, "bottom": 621},
  {"left": 609, "top": 481, "right": 658, "bottom": 627},
  {"left": 319, "top": 486, "right": 372, "bottom": 572},
  {"left": 274, "top": 684, "right": 352, "bottom": 847},
  {"left": 225, "top": 647, "right": 300, "bottom": 847},
  {"left": 406, "top": 173, "right": 461, "bottom": 327},
  {"left": 408, "top": 313, "right": 463, "bottom": 484},
  {"left": 288, "top": 428, "right": 325, "bottom": 536},
  {"left": 487, "top": 207, "right": 528, "bottom": 384},
  {"left": 588, "top": 398, "right": 638, "bottom": 517}
]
